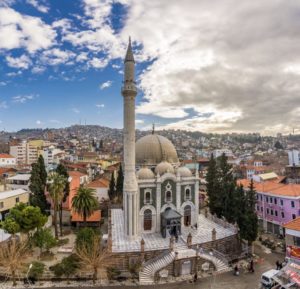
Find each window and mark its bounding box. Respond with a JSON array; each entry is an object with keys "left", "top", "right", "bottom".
[
  {"left": 280, "top": 199, "right": 284, "bottom": 206},
  {"left": 260, "top": 195, "right": 263, "bottom": 201},
  {"left": 144, "top": 191, "right": 151, "bottom": 204},
  {"left": 270, "top": 197, "right": 273, "bottom": 203},
  {"left": 0, "top": 202, "right": 3, "bottom": 209},
  {"left": 185, "top": 188, "right": 191, "bottom": 200},
  {"left": 271, "top": 210, "right": 274, "bottom": 216},
  {"left": 292, "top": 214, "right": 296, "bottom": 219},
  {"left": 256, "top": 205, "right": 259, "bottom": 211},
  {"left": 275, "top": 211, "right": 278, "bottom": 217},
  {"left": 166, "top": 191, "right": 172, "bottom": 202},
  {"left": 266, "top": 196, "right": 269, "bottom": 202},
  {"left": 294, "top": 236, "right": 300, "bottom": 246},
  {"left": 256, "top": 194, "right": 259, "bottom": 200},
  {"left": 261, "top": 207, "right": 263, "bottom": 212},
  {"left": 143, "top": 209, "right": 152, "bottom": 231},
  {"left": 291, "top": 201, "right": 295, "bottom": 208},
  {"left": 184, "top": 205, "right": 191, "bottom": 226},
  {"left": 281, "top": 212, "right": 285, "bottom": 218},
  {"left": 15, "top": 197, "right": 19, "bottom": 203},
  {"left": 267, "top": 208, "right": 269, "bottom": 214},
  {"left": 274, "top": 198, "right": 277, "bottom": 205}
]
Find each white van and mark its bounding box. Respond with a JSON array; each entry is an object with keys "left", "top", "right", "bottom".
[{"left": 261, "top": 269, "right": 279, "bottom": 288}]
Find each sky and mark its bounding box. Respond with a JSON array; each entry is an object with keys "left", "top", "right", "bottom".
[{"left": 0, "top": 0, "right": 300, "bottom": 135}]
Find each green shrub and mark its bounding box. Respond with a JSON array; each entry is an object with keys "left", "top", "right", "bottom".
[
  {"left": 57, "top": 238, "right": 69, "bottom": 246},
  {"left": 107, "top": 267, "right": 121, "bottom": 281},
  {"left": 28, "top": 261, "right": 45, "bottom": 280}
]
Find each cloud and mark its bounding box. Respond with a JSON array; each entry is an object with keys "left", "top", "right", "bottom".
[
  {"left": 31, "top": 66, "right": 45, "bottom": 74},
  {"left": 71, "top": 107, "right": 80, "bottom": 114},
  {"left": 6, "top": 54, "right": 32, "bottom": 69},
  {"left": 96, "top": 104, "right": 105, "bottom": 108},
  {"left": 88, "top": 57, "right": 108, "bottom": 69},
  {"left": 0, "top": 7, "right": 56, "bottom": 53},
  {"left": 12, "top": 94, "right": 36, "bottom": 104},
  {"left": 0, "top": 82, "right": 7, "bottom": 86},
  {"left": 41, "top": 48, "right": 76, "bottom": 66},
  {"left": 36, "top": 120, "right": 43, "bottom": 126},
  {"left": 26, "top": 0, "right": 49, "bottom": 13},
  {"left": 118, "top": 0, "right": 300, "bottom": 134},
  {"left": 135, "top": 119, "right": 144, "bottom": 124},
  {"left": 99, "top": 80, "right": 112, "bottom": 90}
]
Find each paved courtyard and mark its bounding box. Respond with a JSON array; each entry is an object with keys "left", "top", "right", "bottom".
[{"left": 111, "top": 209, "right": 237, "bottom": 252}]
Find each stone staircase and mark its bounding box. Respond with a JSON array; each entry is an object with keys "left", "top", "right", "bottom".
[
  {"left": 139, "top": 251, "right": 176, "bottom": 285},
  {"left": 139, "top": 246, "right": 231, "bottom": 285}
]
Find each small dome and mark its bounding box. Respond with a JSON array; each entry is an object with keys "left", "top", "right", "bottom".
[
  {"left": 137, "top": 167, "right": 155, "bottom": 179},
  {"left": 155, "top": 161, "right": 175, "bottom": 175},
  {"left": 177, "top": 166, "right": 192, "bottom": 177},
  {"left": 136, "top": 134, "right": 179, "bottom": 166}
]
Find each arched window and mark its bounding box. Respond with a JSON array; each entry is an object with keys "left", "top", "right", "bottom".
[
  {"left": 144, "top": 209, "right": 152, "bottom": 231},
  {"left": 145, "top": 191, "right": 151, "bottom": 204},
  {"left": 166, "top": 191, "right": 172, "bottom": 202},
  {"left": 185, "top": 188, "right": 191, "bottom": 200},
  {"left": 184, "top": 205, "right": 191, "bottom": 226}
]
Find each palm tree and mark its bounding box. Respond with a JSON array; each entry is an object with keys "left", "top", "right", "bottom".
[
  {"left": 48, "top": 172, "right": 67, "bottom": 239},
  {"left": 72, "top": 186, "right": 98, "bottom": 227}
]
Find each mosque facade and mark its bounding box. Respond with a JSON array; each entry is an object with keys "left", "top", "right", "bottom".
[{"left": 107, "top": 39, "right": 241, "bottom": 285}]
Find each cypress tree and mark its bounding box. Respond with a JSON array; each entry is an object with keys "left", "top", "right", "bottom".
[
  {"left": 115, "top": 164, "right": 124, "bottom": 201},
  {"left": 218, "top": 153, "right": 236, "bottom": 223},
  {"left": 108, "top": 172, "right": 116, "bottom": 201},
  {"left": 29, "top": 158, "right": 49, "bottom": 214},
  {"left": 206, "top": 154, "right": 221, "bottom": 217}
]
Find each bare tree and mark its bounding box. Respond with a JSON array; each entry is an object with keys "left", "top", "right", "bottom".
[
  {"left": 75, "top": 235, "right": 110, "bottom": 284},
  {"left": 0, "top": 237, "right": 29, "bottom": 286}
]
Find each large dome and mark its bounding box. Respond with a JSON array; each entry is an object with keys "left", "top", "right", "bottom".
[{"left": 136, "top": 134, "right": 179, "bottom": 166}]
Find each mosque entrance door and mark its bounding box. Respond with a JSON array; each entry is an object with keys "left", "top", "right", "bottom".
[
  {"left": 144, "top": 209, "right": 152, "bottom": 231},
  {"left": 161, "top": 208, "right": 182, "bottom": 238},
  {"left": 184, "top": 205, "right": 191, "bottom": 226}
]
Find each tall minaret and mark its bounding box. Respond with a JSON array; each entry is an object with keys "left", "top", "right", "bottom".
[{"left": 122, "top": 37, "right": 138, "bottom": 238}]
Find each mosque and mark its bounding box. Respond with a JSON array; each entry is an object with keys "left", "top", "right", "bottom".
[{"left": 107, "top": 39, "right": 241, "bottom": 284}]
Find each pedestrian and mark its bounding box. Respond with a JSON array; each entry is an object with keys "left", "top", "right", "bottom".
[
  {"left": 234, "top": 264, "right": 239, "bottom": 276},
  {"left": 194, "top": 272, "right": 198, "bottom": 283},
  {"left": 249, "top": 259, "right": 254, "bottom": 273},
  {"left": 276, "top": 260, "right": 280, "bottom": 270}
]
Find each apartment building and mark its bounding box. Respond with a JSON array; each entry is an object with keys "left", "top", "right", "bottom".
[{"left": 0, "top": 154, "right": 16, "bottom": 167}]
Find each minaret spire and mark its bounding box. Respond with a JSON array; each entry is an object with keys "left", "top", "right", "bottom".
[{"left": 122, "top": 37, "right": 138, "bottom": 239}]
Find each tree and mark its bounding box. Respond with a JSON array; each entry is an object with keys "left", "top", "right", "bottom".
[
  {"left": 218, "top": 154, "right": 236, "bottom": 223},
  {"left": 115, "top": 164, "right": 124, "bottom": 202},
  {"left": 2, "top": 203, "right": 47, "bottom": 237},
  {"left": 48, "top": 172, "right": 67, "bottom": 239},
  {"left": 50, "top": 255, "right": 80, "bottom": 283},
  {"left": 32, "top": 228, "right": 57, "bottom": 256},
  {"left": 76, "top": 235, "right": 110, "bottom": 284},
  {"left": 75, "top": 227, "right": 96, "bottom": 250},
  {"left": 206, "top": 154, "right": 222, "bottom": 217},
  {"left": 28, "top": 261, "right": 45, "bottom": 282},
  {"left": 0, "top": 218, "right": 20, "bottom": 236},
  {"left": 56, "top": 164, "right": 70, "bottom": 237},
  {"left": 0, "top": 238, "right": 28, "bottom": 286},
  {"left": 29, "top": 158, "right": 49, "bottom": 214},
  {"left": 72, "top": 186, "right": 98, "bottom": 227},
  {"left": 108, "top": 172, "right": 116, "bottom": 201},
  {"left": 274, "top": 141, "right": 283, "bottom": 150}
]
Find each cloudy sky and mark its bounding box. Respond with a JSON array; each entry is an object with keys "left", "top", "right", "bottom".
[{"left": 0, "top": 0, "right": 299, "bottom": 135}]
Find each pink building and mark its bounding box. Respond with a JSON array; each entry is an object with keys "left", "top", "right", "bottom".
[{"left": 240, "top": 177, "right": 300, "bottom": 235}]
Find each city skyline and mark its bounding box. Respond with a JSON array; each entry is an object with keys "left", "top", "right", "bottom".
[{"left": 0, "top": 0, "right": 300, "bottom": 135}]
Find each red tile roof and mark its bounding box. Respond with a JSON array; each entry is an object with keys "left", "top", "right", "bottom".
[
  {"left": 88, "top": 178, "right": 109, "bottom": 188},
  {"left": 71, "top": 210, "right": 101, "bottom": 222},
  {"left": 284, "top": 217, "right": 300, "bottom": 231},
  {"left": 0, "top": 154, "right": 15, "bottom": 159},
  {"left": 238, "top": 179, "right": 300, "bottom": 197},
  {"left": 68, "top": 171, "right": 86, "bottom": 177}
]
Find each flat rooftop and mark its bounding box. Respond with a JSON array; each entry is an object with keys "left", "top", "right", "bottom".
[{"left": 111, "top": 209, "right": 237, "bottom": 253}]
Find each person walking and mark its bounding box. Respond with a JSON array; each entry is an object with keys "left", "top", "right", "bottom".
[
  {"left": 276, "top": 260, "right": 280, "bottom": 270},
  {"left": 249, "top": 259, "right": 254, "bottom": 273}
]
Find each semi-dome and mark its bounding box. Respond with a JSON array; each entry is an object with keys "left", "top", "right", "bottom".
[
  {"left": 137, "top": 167, "right": 155, "bottom": 179},
  {"left": 136, "top": 134, "right": 179, "bottom": 166},
  {"left": 155, "top": 161, "right": 175, "bottom": 175},
  {"left": 177, "top": 166, "right": 192, "bottom": 177}
]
